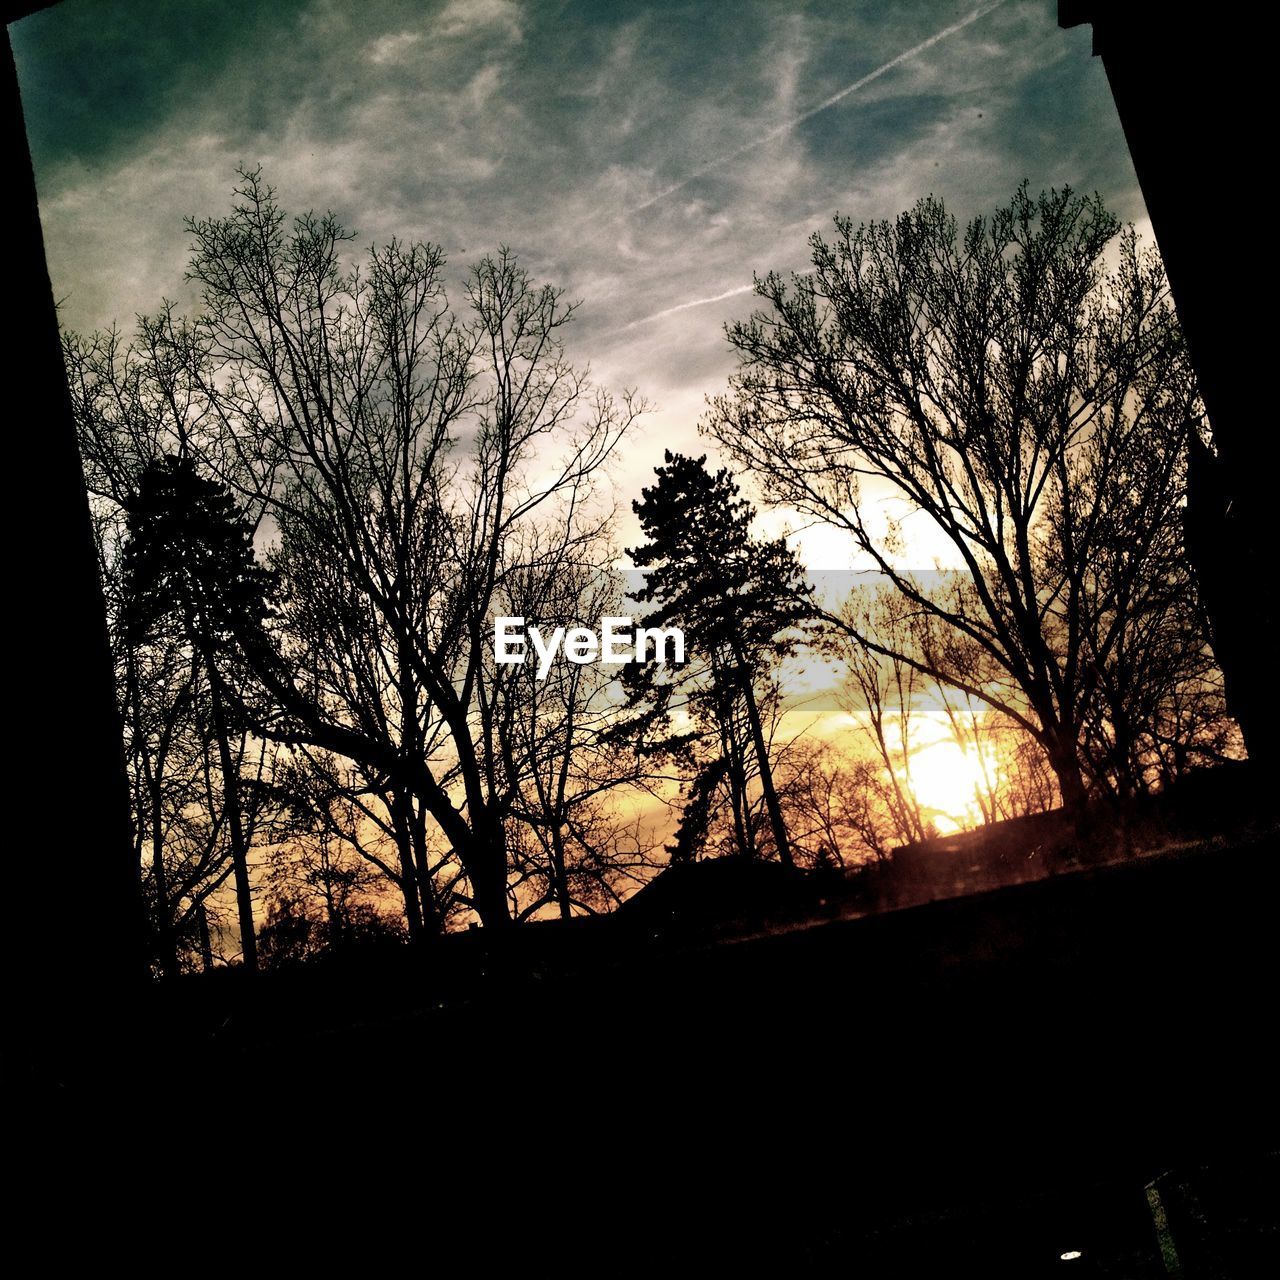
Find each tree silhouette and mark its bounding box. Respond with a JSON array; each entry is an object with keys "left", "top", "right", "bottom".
[
  {"left": 708, "top": 185, "right": 1214, "bottom": 808},
  {"left": 122, "top": 454, "right": 276, "bottom": 969},
  {"left": 178, "top": 170, "right": 640, "bottom": 928},
  {"left": 260, "top": 775, "right": 407, "bottom": 969},
  {"left": 627, "top": 452, "right": 811, "bottom": 866},
  {"left": 68, "top": 316, "right": 282, "bottom": 975},
  {"left": 67, "top": 171, "right": 648, "bottom": 937},
  {"left": 497, "top": 552, "right": 661, "bottom": 918}
]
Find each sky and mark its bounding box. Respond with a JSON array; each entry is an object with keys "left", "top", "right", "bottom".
[{"left": 13, "top": 0, "right": 1149, "bottom": 562}]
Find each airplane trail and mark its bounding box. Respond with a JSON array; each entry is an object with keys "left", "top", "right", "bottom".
[
  {"left": 620, "top": 281, "right": 758, "bottom": 331},
  {"left": 632, "top": 1, "right": 1006, "bottom": 213}
]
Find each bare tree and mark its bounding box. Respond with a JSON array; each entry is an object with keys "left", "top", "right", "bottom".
[
  {"left": 707, "top": 185, "right": 1208, "bottom": 809},
  {"left": 835, "top": 590, "right": 932, "bottom": 845},
  {"left": 178, "top": 170, "right": 642, "bottom": 927},
  {"left": 261, "top": 778, "right": 407, "bottom": 969},
  {"left": 772, "top": 739, "right": 888, "bottom": 866},
  {"left": 271, "top": 748, "right": 463, "bottom": 940},
  {"left": 67, "top": 329, "right": 278, "bottom": 974},
  {"left": 66, "top": 170, "right": 649, "bottom": 941},
  {"left": 497, "top": 548, "right": 663, "bottom": 918}
]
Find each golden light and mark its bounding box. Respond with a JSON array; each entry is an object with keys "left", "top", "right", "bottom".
[{"left": 903, "top": 734, "right": 999, "bottom": 834}]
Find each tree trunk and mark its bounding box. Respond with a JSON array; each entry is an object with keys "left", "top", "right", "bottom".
[
  {"left": 127, "top": 649, "right": 179, "bottom": 978},
  {"left": 467, "top": 818, "right": 511, "bottom": 928},
  {"left": 206, "top": 675, "right": 258, "bottom": 970},
  {"left": 550, "top": 821, "right": 573, "bottom": 920},
  {"left": 389, "top": 792, "right": 426, "bottom": 942},
  {"left": 408, "top": 767, "right": 510, "bottom": 927},
  {"left": 197, "top": 900, "right": 214, "bottom": 972},
  {"left": 151, "top": 778, "right": 179, "bottom": 980},
  {"left": 1043, "top": 726, "right": 1088, "bottom": 813},
  {"left": 726, "top": 745, "right": 754, "bottom": 859},
  {"left": 428, "top": 718, "right": 510, "bottom": 927},
  {"left": 407, "top": 801, "right": 443, "bottom": 935},
  {"left": 739, "top": 676, "right": 794, "bottom": 868}
]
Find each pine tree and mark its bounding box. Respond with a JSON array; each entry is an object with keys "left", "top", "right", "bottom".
[
  {"left": 122, "top": 455, "right": 275, "bottom": 969},
  {"left": 627, "top": 452, "right": 811, "bottom": 866}
]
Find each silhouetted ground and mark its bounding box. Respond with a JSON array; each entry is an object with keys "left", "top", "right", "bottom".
[{"left": 10, "top": 766, "right": 1279, "bottom": 1273}]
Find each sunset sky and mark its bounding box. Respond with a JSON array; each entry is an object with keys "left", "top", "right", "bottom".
[{"left": 14, "top": 0, "right": 1147, "bottom": 565}]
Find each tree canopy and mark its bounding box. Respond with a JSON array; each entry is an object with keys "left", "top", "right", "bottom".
[{"left": 706, "top": 184, "right": 1213, "bottom": 806}]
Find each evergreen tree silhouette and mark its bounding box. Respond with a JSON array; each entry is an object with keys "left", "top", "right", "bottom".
[
  {"left": 628, "top": 452, "right": 811, "bottom": 866},
  {"left": 123, "top": 455, "right": 275, "bottom": 969}
]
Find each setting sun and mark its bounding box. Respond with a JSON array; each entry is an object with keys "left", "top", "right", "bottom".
[{"left": 904, "top": 735, "right": 999, "bottom": 834}]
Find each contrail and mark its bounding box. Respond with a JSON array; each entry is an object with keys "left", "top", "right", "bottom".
[
  {"left": 633, "top": 0, "right": 1005, "bottom": 213},
  {"left": 620, "top": 282, "right": 758, "bottom": 332},
  {"left": 613, "top": 268, "right": 818, "bottom": 335}
]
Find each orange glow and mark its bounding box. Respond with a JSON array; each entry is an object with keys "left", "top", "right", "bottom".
[{"left": 903, "top": 734, "right": 999, "bottom": 833}]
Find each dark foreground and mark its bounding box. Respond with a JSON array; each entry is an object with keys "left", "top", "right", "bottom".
[{"left": 11, "top": 824, "right": 1279, "bottom": 1274}]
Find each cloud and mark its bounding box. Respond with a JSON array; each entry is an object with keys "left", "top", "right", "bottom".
[
  {"left": 17, "top": 0, "right": 1143, "bottom": 556},
  {"left": 631, "top": 0, "right": 1008, "bottom": 212},
  {"left": 435, "top": 0, "right": 523, "bottom": 42},
  {"left": 366, "top": 30, "right": 423, "bottom": 65}
]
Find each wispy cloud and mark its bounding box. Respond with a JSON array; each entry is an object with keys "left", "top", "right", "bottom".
[
  {"left": 14, "top": 0, "right": 1138, "bottom": 547},
  {"left": 632, "top": 0, "right": 1008, "bottom": 212}
]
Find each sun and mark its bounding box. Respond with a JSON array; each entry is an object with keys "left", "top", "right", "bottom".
[{"left": 904, "top": 735, "right": 998, "bottom": 834}]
